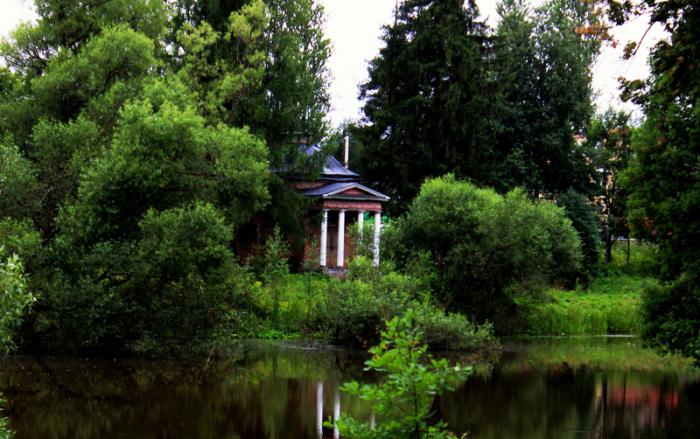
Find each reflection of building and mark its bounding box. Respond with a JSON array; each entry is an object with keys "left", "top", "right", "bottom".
[
  {"left": 594, "top": 375, "right": 680, "bottom": 436},
  {"left": 289, "top": 142, "right": 389, "bottom": 270}
]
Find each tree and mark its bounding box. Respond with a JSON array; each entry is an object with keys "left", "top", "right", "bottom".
[
  {"left": 557, "top": 190, "right": 601, "bottom": 279},
  {"left": 175, "top": 0, "right": 269, "bottom": 128},
  {"left": 262, "top": 0, "right": 330, "bottom": 163},
  {"left": 384, "top": 175, "right": 582, "bottom": 329},
  {"left": 0, "top": 141, "right": 42, "bottom": 222},
  {"left": 356, "top": 0, "right": 491, "bottom": 211},
  {"left": 0, "top": 0, "right": 167, "bottom": 81},
  {"left": 490, "top": 0, "right": 600, "bottom": 196},
  {"left": 41, "top": 86, "right": 269, "bottom": 353},
  {"left": 586, "top": 109, "right": 632, "bottom": 264},
  {"left": 620, "top": 0, "right": 700, "bottom": 363},
  {"left": 173, "top": 0, "right": 331, "bottom": 164}
]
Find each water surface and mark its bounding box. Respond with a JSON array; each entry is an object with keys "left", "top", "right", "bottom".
[{"left": 1, "top": 337, "right": 698, "bottom": 438}]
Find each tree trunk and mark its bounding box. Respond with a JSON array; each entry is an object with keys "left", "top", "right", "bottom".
[{"left": 604, "top": 223, "right": 612, "bottom": 265}]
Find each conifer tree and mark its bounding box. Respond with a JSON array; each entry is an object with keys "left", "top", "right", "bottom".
[{"left": 357, "top": 0, "right": 491, "bottom": 211}]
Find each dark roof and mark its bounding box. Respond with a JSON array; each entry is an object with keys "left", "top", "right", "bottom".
[
  {"left": 301, "top": 145, "right": 358, "bottom": 181},
  {"left": 302, "top": 181, "right": 390, "bottom": 202}
]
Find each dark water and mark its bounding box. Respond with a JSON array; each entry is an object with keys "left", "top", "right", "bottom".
[{"left": 1, "top": 337, "right": 698, "bottom": 438}]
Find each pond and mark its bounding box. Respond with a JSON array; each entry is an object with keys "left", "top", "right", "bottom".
[{"left": 0, "top": 337, "right": 698, "bottom": 438}]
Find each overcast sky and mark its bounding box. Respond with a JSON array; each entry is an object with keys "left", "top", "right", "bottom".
[{"left": 1, "top": 0, "right": 666, "bottom": 125}]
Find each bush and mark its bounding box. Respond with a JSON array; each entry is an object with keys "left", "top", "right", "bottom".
[
  {"left": 642, "top": 275, "right": 700, "bottom": 364},
  {"left": 310, "top": 257, "right": 495, "bottom": 350},
  {"left": 0, "top": 251, "right": 34, "bottom": 352},
  {"left": 385, "top": 175, "right": 582, "bottom": 328},
  {"left": 37, "top": 203, "right": 253, "bottom": 355},
  {"left": 312, "top": 262, "right": 417, "bottom": 347},
  {"left": 411, "top": 303, "right": 496, "bottom": 350}
]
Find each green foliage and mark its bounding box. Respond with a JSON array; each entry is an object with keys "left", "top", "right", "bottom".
[
  {"left": 313, "top": 259, "right": 422, "bottom": 347},
  {"left": 0, "top": 0, "right": 334, "bottom": 357},
  {"left": 606, "top": 240, "right": 659, "bottom": 277},
  {"left": 333, "top": 311, "right": 471, "bottom": 438},
  {"left": 0, "top": 251, "right": 34, "bottom": 353},
  {"left": 557, "top": 190, "right": 601, "bottom": 279},
  {"left": 642, "top": 276, "right": 700, "bottom": 364},
  {"left": 249, "top": 258, "right": 495, "bottom": 351},
  {"left": 491, "top": 0, "right": 600, "bottom": 195},
  {"left": 262, "top": 0, "right": 331, "bottom": 160},
  {"left": 37, "top": 82, "right": 269, "bottom": 354},
  {"left": 585, "top": 109, "right": 632, "bottom": 264},
  {"left": 386, "top": 175, "right": 582, "bottom": 328},
  {"left": 356, "top": 0, "right": 601, "bottom": 211},
  {"left": 410, "top": 303, "right": 496, "bottom": 351},
  {"left": 522, "top": 275, "right": 649, "bottom": 336},
  {"left": 40, "top": 203, "right": 252, "bottom": 355},
  {"left": 261, "top": 226, "right": 290, "bottom": 324},
  {"left": 174, "top": 0, "right": 331, "bottom": 163},
  {"left": 32, "top": 25, "right": 156, "bottom": 123},
  {"left": 0, "top": 396, "right": 10, "bottom": 439},
  {"left": 356, "top": 0, "right": 490, "bottom": 211},
  {"left": 131, "top": 203, "right": 247, "bottom": 354},
  {"left": 176, "top": 0, "right": 268, "bottom": 127},
  {"left": 619, "top": 0, "right": 700, "bottom": 363},
  {"left": 0, "top": 141, "right": 42, "bottom": 221},
  {"left": 0, "top": 219, "right": 42, "bottom": 275}
]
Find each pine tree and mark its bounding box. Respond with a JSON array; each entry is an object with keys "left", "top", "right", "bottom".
[{"left": 357, "top": 0, "right": 491, "bottom": 211}]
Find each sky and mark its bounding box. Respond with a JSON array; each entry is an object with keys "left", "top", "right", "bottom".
[{"left": 1, "top": 0, "right": 666, "bottom": 125}]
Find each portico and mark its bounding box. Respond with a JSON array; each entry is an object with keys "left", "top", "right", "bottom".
[{"left": 293, "top": 145, "right": 390, "bottom": 270}]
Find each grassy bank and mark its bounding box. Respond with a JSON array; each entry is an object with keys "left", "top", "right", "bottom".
[
  {"left": 522, "top": 275, "right": 650, "bottom": 335},
  {"left": 522, "top": 241, "right": 658, "bottom": 336},
  {"left": 247, "top": 258, "right": 498, "bottom": 351}
]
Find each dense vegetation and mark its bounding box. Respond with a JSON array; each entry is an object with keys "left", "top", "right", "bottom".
[
  {"left": 617, "top": 0, "right": 700, "bottom": 363},
  {"left": 0, "top": 0, "right": 697, "bottom": 371},
  {"left": 354, "top": 0, "right": 600, "bottom": 211},
  {"left": 384, "top": 175, "right": 583, "bottom": 331}
]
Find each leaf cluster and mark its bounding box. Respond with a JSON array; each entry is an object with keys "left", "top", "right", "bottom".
[{"left": 334, "top": 311, "right": 471, "bottom": 438}]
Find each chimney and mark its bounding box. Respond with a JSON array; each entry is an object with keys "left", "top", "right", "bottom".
[{"left": 343, "top": 134, "right": 350, "bottom": 168}]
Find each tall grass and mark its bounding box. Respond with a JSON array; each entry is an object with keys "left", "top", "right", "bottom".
[
  {"left": 522, "top": 241, "right": 660, "bottom": 336},
  {"left": 523, "top": 274, "right": 657, "bottom": 335}
]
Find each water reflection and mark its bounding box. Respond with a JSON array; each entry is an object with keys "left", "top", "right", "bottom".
[{"left": 0, "top": 338, "right": 697, "bottom": 438}]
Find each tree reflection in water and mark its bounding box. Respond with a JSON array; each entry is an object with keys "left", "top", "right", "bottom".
[{"left": 0, "top": 338, "right": 697, "bottom": 438}]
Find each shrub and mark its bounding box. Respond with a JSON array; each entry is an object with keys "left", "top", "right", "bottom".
[
  {"left": 0, "top": 251, "right": 34, "bottom": 352},
  {"left": 310, "top": 258, "right": 495, "bottom": 350},
  {"left": 642, "top": 275, "right": 700, "bottom": 364},
  {"left": 333, "top": 311, "right": 471, "bottom": 438},
  {"left": 313, "top": 270, "right": 415, "bottom": 347},
  {"left": 386, "top": 175, "right": 582, "bottom": 328},
  {"left": 0, "top": 396, "right": 10, "bottom": 439},
  {"left": 37, "top": 203, "right": 252, "bottom": 355},
  {"left": 411, "top": 302, "right": 496, "bottom": 350}
]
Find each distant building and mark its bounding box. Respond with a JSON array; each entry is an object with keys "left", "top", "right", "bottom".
[{"left": 288, "top": 143, "right": 389, "bottom": 270}]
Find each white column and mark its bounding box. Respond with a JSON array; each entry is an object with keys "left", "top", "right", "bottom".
[
  {"left": 337, "top": 210, "right": 346, "bottom": 268},
  {"left": 373, "top": 212, "right": 382, "bottom": 266},
  {"left": 320, "top": 209, "right": 328, "bottom": 267},
  {"left": 316, "top": 381, "right": 324, "bottom": 439},
  {"left": 333, "top": 389, "right": 341, "bottom": 439},
  {"left": 357, "top": 211, "right": 364, "bottom": 235}
]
